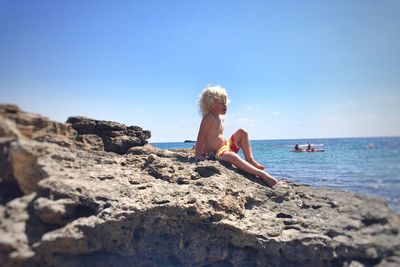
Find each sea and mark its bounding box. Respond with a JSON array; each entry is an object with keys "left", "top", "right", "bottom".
[{"left": 152, "top": 137, "right": 400, "bottom": 213}]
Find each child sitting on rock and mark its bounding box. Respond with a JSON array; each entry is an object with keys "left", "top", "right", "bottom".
[{"left": 194, "top": 85, "right": 278, "bottom": 187}]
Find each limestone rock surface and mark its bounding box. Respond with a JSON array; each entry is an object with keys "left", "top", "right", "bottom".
[
  {"left": 0, "top": 104, "right": 151, "bottom": 154},
  {"left": 0, "top": 105, "right": 399, "bottom": 267},
  {"left": 66, "top": 116, "right": 151, "bottom": 154}
]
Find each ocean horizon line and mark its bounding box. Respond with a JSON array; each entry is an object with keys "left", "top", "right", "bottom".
[{"left": 151, "top": 135, "right": 400, "bottom": 144}]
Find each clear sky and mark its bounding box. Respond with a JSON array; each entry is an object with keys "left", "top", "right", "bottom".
[{"left": 1, "top": 0, "right": 399, "bottom": 142}]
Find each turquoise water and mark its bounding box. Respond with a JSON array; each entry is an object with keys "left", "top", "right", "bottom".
[{"left": 152, "top": 137, "right": 400, "bottom": 213}]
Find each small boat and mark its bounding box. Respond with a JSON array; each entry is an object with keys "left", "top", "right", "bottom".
[
  {"left": 291, "top": 144, "right": 324, "bottom": 152},
  {"left": 291, "top": 149, "right": 325, "bottom": 153}
]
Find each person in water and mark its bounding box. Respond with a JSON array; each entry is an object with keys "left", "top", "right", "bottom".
[
  {"left": 307, "top": 143, "right": 315, "bottom": 152},
  {"left": 294, "top": 144, "right": 305, "bottom": 152},
  {"left": 194, "top": 85, "right": 278, "bottom": 187}
]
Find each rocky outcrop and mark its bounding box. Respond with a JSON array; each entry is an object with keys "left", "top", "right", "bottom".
[
  {"left": 66, "top": 116, "right": 151, "bottom": 154},
  {"left": 0, "top": 104, "right": 151, "bottom": 154},
  {"left": 0, "top": 104, "right": 75, "bottom": 141},
  {"left": 0, "top": 105, "right": 399, "bottom": 267}
]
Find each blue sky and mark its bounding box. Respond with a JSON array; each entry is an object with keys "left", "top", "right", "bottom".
[{"left": 1, "top": 0, "right": 399, "bottom": 142}]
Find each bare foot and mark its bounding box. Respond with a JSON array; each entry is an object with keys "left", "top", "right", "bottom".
[
  {"left": 266, "top": 179, "right": 278, "bottom": 188},
  {"left": 247, "top": 159, "right": 265, "bottom": 170},
  {"left": 271, "top": 180, "right": 288, "bottom": 189},
  {"left": 260, "top": 174, "right": 278, "bottom": 187}
]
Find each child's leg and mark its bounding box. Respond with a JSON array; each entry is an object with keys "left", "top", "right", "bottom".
[
  {"left": 219, "top": 151, "right": 277, "bottom": 187},
  {"left": 233, "top": 128, "right": 265, "bottom": 170}
]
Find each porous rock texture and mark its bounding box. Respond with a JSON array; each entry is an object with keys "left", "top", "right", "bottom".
[{"left": 0, "top": 105, "right": 399, "bottom": 267}]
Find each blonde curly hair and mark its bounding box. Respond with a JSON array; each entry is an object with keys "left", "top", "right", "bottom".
[{"left": 198, "top": 85, "right": 229, "bottom": 116}]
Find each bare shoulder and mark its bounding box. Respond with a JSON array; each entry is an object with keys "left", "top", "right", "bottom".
[
  {"left": 201, "top": 113, "right": 216, "bottom": 124},
  {"left": 202, "top": 113, "right": 214, "bottom": 121}
]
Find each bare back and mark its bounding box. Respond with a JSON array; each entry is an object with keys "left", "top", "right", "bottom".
[{"left": 198, "top": 113, "right": 226, "bottom": 154}]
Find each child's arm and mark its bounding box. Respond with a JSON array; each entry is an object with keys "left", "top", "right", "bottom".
[{"left": 195, "top": 114, "right": 212, "bottom": 160}]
